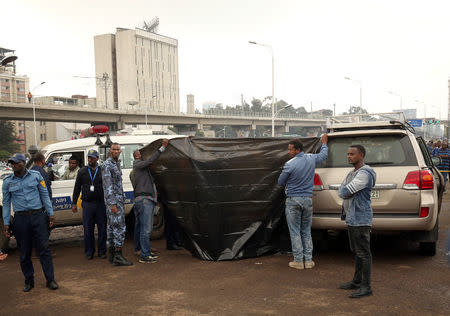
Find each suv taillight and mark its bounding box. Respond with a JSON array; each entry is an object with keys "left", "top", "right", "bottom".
[
  {"left": 403, "top": 170, "right": 434, "bottom": 190},
  {"left": 313, "top": 173, "right": 324, "bottom": 191}
]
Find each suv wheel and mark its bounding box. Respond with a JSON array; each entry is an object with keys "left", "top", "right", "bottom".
[{"left": 419, "top": 242, "right": 436, "bottom": 256}]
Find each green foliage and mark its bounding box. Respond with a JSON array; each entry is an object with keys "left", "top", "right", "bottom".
[
  {"left": 195, "top": 129, "right": 205, "bottom": 137},
  {"left": 0, "top": 120, "right": 20, "bottom": 155},
  {"left": 0, "top": 150, "right": 11, "bottom": 160},
  {"left": 251, "top": 98, "right": 263, "bottom": 112},
  {"left": 343, "top": 106, "right": 368, "bottom": 115}
]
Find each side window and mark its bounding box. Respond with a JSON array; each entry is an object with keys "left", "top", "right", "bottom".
[
  {"left": 46, "top": 151, "right": 84, "bottom": 180},
  {"left": 416, "top": 137, "right": 433, "bottom": 167},
  {"left": 119, "top": 144, "right": 143, "bottom": 169}
]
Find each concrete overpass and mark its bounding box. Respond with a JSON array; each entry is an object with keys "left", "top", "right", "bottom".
[{"left": 0, "top": 102, "right": 326, "bottom": 132}]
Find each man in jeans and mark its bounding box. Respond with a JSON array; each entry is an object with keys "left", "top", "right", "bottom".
[
  {"left": 338, "top": 145, "right": 376, "bottom": 298},
  {"left": 132, "top": 138, "right": 169, "bottom": 264},
  {"left": 278, "top": 135, "right": 328, "bottom": 270}
]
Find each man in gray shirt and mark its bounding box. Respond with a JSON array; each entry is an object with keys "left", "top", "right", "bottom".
[{"left": 132, "top": 138, "right": 169, "bottom": 264}]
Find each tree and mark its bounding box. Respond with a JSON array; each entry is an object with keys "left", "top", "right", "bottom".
[
  {"left": 296, "top": 107, "right": 308, "bottom": 115},
  {"left": 0, "top": 120, "right": 20, "bottom": 156},
  {"left": 343, "top": 106, "right": 368, "bottom": 115},
  {"left": 251, "top": 98, "right": 263, "bottom": 112},
  {"left": 195, "top": 129, "right": 205, "bottom": 137}
]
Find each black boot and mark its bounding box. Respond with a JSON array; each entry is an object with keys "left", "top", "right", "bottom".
[
  {"left": 339, "top": 280, "right": 361, "bottom": 290},
  {"left": 113, "top": 250, "right": 133, "bottom": 266},
  {"left": 350, "top": 253, "right": 372, "bottom": 298},
  {"left": 349, "top": 286, "right": 372, "bottom": 298},
  {"left": 23, "top": 280, "right": 34, "bottom": 292},
  {"left": 108, "top": 247, "right": 115, "bottom": 264}
]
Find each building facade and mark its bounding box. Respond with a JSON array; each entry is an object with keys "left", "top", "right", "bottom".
[
  {"left": 187, "top": 94, "right": 195, "bottom": 114},
  {"left": 1, "top": 46, "right": 29, "bottom": 152},
  {"left": 94, "top": 27, "right": 180, "bottom": 113}
]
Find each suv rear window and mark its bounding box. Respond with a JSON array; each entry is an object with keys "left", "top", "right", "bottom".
[{"left": 318, "top": 134, "right": 417, "bottom": 168}]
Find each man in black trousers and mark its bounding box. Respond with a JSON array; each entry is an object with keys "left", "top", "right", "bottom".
[{"left": 72, "top": 149, "right": 107, "bottom": 260}]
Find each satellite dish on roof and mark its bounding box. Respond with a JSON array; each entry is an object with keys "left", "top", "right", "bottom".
[{"left": 142, "top": 17, "right": 159, "bottom": 33}]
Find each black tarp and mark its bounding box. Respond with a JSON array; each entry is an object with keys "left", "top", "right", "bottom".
[{"left": 141, "top": 137, "right": 321, "bottom": 261}]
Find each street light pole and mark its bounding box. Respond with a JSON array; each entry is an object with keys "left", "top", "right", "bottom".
[
  {"left": 249, "top": 41, "right": 275, "bottom": 136},
  {"left": 345, "top": 77, "right": 363, "bottom": 113},
  {"left": 147, "top": 95, "right": 157, "bottom": 129},
  {"left": 31, "top": 81, "right": 46, "bottom": 147},
  {"left": 389, "top": 91, "right": 403, "bottom": 111}
]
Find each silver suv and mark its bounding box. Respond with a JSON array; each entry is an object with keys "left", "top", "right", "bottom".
[{"left": 312, "top": 113, "right": 444, "bottom": 255}]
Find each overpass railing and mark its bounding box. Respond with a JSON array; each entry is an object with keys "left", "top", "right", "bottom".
[{"left": 202, "top": 109, "right": 326, "bottom": 119}]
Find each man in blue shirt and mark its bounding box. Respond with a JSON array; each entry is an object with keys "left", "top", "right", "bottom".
[
  {"left": 2, "top": 153, "right": 58, "bottom": 292},
  {"left": 278, "top": 134, "right": 328, "bottom": 270}
]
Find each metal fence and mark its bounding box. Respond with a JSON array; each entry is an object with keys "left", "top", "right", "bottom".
[{"left": 202, "top": 109, "right": 326, "bottom": 119}]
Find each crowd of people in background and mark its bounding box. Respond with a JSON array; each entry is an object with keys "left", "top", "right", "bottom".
[{"left": 428, "top": 139, "right": 450, "bottom": 190}]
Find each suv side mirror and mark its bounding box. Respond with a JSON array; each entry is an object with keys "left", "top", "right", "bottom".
[{"left": 431, "top": 156, "right": 441, "bottom": 166}]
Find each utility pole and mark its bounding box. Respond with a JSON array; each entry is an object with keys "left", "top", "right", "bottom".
[
  {"left": 333, "top": 103, "right": 336, "bottom": 116},
  {"left": 73, "top": 72, "right": 111, "bottom": 109}
]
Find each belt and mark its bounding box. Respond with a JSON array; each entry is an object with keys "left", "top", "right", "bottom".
[
  {"left": 135, "top": 192, "right": 152, "bottom": 197},
  {"left": 15, "top": 209, "right": 43, "bottom": 216}
]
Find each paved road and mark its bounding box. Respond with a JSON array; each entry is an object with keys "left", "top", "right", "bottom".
[{"left": 1, "top": 200, "right": 449, "bottom": 316}]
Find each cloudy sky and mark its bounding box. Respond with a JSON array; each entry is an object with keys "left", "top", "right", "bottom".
[{"left": 2, "top": 0, "right": 450, "bottom": 118}]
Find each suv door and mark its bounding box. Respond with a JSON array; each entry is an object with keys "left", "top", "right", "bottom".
[{"left": 416, "top": 136, "right": 444, "bottom": 211}]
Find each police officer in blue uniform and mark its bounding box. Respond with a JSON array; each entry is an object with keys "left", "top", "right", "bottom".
[
  {"left": 72, "top": 149, "right": 107, "bottom": 260},
  {"left": 2, "top": 153, "right": 59, "bottom": 292},
  {"left": 102, "top": 143, "right": 132, "bottom": 266}
]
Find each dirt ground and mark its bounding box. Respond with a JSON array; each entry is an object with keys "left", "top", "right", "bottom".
[{"left": 1, "top": 200, "right": 449, "bottom": 316}]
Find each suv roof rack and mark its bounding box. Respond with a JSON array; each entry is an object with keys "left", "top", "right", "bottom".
[{"left": 327, "top": 112, "right": 415, "bottom": 133}]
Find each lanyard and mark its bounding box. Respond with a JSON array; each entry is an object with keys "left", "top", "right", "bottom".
[{"left": 88, "top": 167, "right": 99, "bottom": 185}]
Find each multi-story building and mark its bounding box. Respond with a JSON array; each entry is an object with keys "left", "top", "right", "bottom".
[
  {"left": 1, "top": 46, "right": 29, "bottom": 152},
  {"left": 187, "top": 94, "right": 195, "bottom": 114},
  {"left": 94, "top": 26, "right": 180, "bottom": 113}
]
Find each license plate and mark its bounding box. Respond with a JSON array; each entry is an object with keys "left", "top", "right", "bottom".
[{"left": 371, "top": 190, "right": 380, "bottom": 199}]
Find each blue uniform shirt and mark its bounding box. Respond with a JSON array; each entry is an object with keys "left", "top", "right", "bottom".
[
  {"left": 31, "top": 165, "right": 52, "bottom": 200},
  {"left": 278, "top": 144, "right": 328, "bottom": 197},
  {"left": 2, "top": 169, "right": 54, "bottom": 225}
]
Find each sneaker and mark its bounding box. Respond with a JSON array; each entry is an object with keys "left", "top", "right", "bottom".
[
  {"left": 149, "top": 251, "right": 159, "bottom": 259},
  {"left": 288, "top": 261, "right": 304, "bottom": 270},
  {"left": 139, "top": 256, "right": 157, "bottom": 264},
  {"left": 304, "top": 260, "right": 315, "bottom": 269}
]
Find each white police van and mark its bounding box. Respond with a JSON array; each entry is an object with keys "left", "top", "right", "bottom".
[{"left": 0, "top": 132, "right": 182, "bottom": 250}]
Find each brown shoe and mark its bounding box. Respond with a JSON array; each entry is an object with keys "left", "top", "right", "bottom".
[{"left": 288, "top": 261, "right": 304, "bottom": 269}]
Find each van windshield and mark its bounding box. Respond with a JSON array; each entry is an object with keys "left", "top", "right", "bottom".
[{"left": 317, "top": 134, "right": 417, "bottom": 168}]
